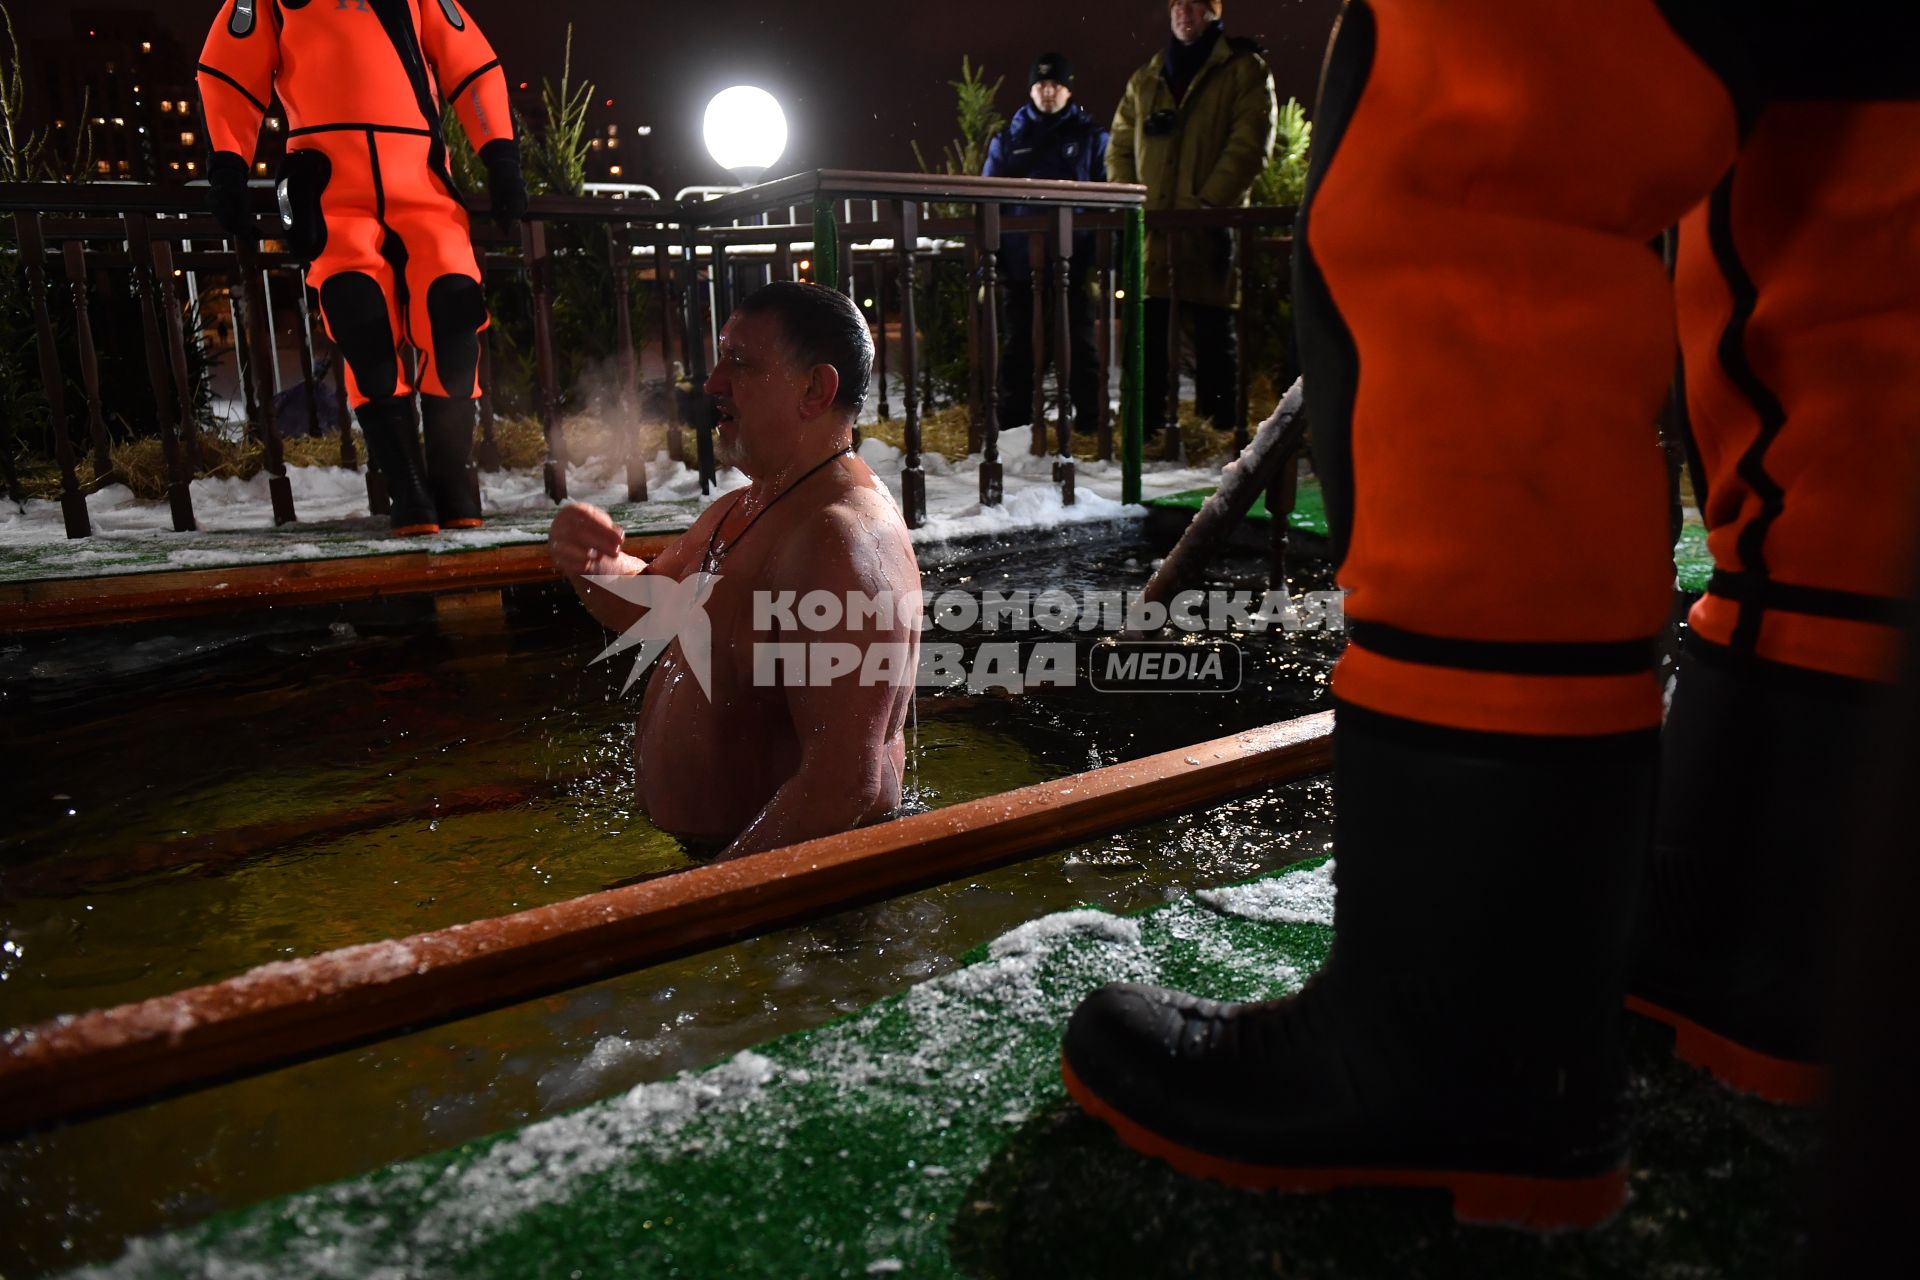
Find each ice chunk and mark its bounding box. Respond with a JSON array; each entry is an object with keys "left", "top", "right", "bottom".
[{"left": 1194, "top": 860, "right": 1336, "bottom": 927}]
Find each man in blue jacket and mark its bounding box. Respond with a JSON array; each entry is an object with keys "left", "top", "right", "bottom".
[{"left": 983, "top": 53, "right": 1109, "bottom": 436}]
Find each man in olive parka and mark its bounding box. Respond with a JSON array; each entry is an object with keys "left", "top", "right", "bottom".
[{"left": 1110, "top": 0, "right": 1278, "bottom": 436}]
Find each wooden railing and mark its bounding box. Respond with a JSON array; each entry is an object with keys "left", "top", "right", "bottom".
[{"left": 1, "top": 175, "right": 1293, "bottom": 541}]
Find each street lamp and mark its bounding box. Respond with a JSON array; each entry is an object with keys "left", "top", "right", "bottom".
[{"left": 702, "top": 86, "right": 786, "bottom": 185}]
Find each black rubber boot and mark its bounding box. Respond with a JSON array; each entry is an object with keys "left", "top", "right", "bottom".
[
  {"left": 1063, "top": 705, "right": 1655, "bottom": 1230},
  {"left": 420, "top": 394, "right": 485, "bottom": 529},
  {"left": 357, "top": 397, "right": 439, "bottom": 536},
  {"left": 1627, "top": 644, "right": 1873, "bottom": 1103}
]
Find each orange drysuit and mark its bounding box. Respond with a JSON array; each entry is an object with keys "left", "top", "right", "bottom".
[
  {"left": 1056, "top": 4, "right": 1916, "bottom": 1225},
  {"left": 197, "top": 0, "right": 515, "bottom": 408},
  {"left": 1297, "top": 1, "right": 1920, "bottom": 724},
  {"left": 1291, "top": 0, "right": 1919, "bottom": 1102}
]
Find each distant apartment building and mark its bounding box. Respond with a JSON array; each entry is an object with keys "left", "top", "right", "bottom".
[
  {"left": 28, "top": 9, "right": 250, "bottom": 183},
  {"left": 29, "top": 15, "right": 650, "bottom": 192}
]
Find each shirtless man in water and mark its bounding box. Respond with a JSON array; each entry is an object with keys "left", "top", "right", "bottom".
[{"left": 547, "top": 283, "right": 921, "bottom": 859}]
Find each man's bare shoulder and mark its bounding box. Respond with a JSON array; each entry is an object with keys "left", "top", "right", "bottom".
[
  {"left": 648, "top": 486, "right": 740, "bottom": 578},
  {"left": 766, "top": 474, "right": 916, "bottom": 593}
]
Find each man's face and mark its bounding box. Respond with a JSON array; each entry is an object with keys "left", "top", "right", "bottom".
[
  {"left": 1030, "top": 79, "right": 1071, "bottom": 113},
  {"left": 705, "top": 310, "right": 807, "bottom": 475},
  {"left": 1170, "top": 0, "right": 1214, "bottom": 44}
]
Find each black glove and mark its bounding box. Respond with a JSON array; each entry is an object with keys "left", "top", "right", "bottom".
[
  {"left": 206, "top": 150, "right": 256, "bottom": 240},
  {"left": 276, "top": 149, "right": 332, "bottom": 263},
  {"left": 479, "top": 138, "right": 528, "bottom": 235}
]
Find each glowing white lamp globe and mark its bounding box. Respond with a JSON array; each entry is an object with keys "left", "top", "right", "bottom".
[{"left": 703, "top": 86, "right": 787, "bottom": 183}]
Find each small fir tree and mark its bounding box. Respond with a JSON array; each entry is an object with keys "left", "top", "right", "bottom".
[
  {"left": 516, "top": 25, "right": 594, "bottom": 198},
  {"left": 911, "top": 57, "right": 1005, "bottom": 178},
  {"left": 1252, "top": 97, "right": 1311, "bottom": 208}
]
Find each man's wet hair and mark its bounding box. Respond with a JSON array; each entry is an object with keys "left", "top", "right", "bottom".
[{"left": 737, "top": 281, "right": 874, "bottom": 413}]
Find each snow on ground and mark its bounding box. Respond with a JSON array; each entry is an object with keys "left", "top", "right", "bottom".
[{"left": 0, "top": 426, "right": 1221, "bottom": 583}]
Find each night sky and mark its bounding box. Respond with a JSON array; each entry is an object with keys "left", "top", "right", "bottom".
[{"left": 33, "top": 1, "right": 1343, "bottom": 191}]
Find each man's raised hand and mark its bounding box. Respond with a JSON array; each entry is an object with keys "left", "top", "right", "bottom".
[{"left": 548, "top": 503, "right": 639, "bottom": 578}]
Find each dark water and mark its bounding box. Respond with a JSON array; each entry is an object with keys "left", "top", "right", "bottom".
[{"left": 0, "top": 526, "right": 1343, "bottom": 1275}]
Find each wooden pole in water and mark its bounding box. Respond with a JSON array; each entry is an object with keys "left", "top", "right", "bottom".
[
  {"left": 1134, "top": 376, "right": 1309, "bottom": 632},
  {"left": 0, "top": 713, "right": 1331, "bottom": 1137}
]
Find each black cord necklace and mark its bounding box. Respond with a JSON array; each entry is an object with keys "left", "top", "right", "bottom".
[{"left": 701, "top": 446, "right": 853, "bottom": 573}]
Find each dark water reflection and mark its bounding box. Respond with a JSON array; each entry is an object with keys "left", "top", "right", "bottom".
[{"left": 0, "top": 526, "right": 1342, "bottom": 1275}]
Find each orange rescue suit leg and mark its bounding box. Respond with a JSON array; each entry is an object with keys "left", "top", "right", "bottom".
[
  {"left": 1632, "top": 101, "right": 1920, "bottom": 1104},
  {"left": 296, "top": 128, "right": 490, "bottom": 532},
  {"left": 1676, "top": 102, "right": 1920, "bottom": 686},
  {"left": 300, "top": 129, "right": 488, "bottom": 410},
  {"left": 1297, "top": 2, "right": 1738, "bottom": 736},
  {"left": 1061, "top": 3, "right": 1748, "bottom": 1232}
]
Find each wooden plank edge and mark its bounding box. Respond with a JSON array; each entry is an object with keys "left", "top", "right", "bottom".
[
  {"left": 0, "top": 712, "right": 1333, "bottom": 1135},
  {"left": 0, "top": 534, "right": 679, "bottom": 633}
]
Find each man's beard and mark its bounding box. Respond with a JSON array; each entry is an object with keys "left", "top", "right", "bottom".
[{"left": 714, "top": 427, "right": 746, "bottom": 472}]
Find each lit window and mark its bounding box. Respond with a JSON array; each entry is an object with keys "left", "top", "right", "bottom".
[
  {"left": 178, "top": 100, "right": 190, "bottom": 113},
  {"left": 255, "top": 162, "right": 269, "bottom": 174},
  {"left": 116, "top": 160, "right": 129, "bottom": 172},
  {"left": 607, "top": 138, "right": 617, "bottom": 150},
  {"left": 186, "top": 161, "right": 197, "bottom": 172},
  {"left": 96, "top": 160, "right": 111, "bottom": 174},
  {"left": 590, "top": 138, "right": 602, "bottom": 150},
  {"left": 111, "top": 117, "right": 125, "bottom": 126},
  {"left": 179, "top": 131, "right": 195, "bottom": 146},
  {"left": 93, "top": 116, "right": 105, "bottom": 125},
  {"left": 170, "top": 161, "right": 181, "bottom": 171},
  {"left": 54, "top": 118, "right": 65, "bottom": 128},
  {"left": 160, "top": 101, "right": 173, "bottom": 113},
  {"left": 265, "top": 117, "right": 282, "bottom": 131},
  {"left": 607, "top": 123, "right": 617, "bottom": 135},
  {"left": 141, "top": 41, "right": 152, "bottom": 53},
  {"left": 608, "top": 165, "right": 622, "bottom": 176}
]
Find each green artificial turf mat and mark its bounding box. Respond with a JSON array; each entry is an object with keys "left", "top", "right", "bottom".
[
  {"left": 1142, "top": 475, "right": 1329, "bottom": 538},
  {"left": 74, "top": 857, "right": 1816, "bottom": 1279}
]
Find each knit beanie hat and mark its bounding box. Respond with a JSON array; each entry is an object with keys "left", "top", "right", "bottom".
[
  {"left": 1030, "top": 52, "right": 1075, "bottom": 87},
  {"left": 1169, "top": 0, "right": 1223, "bottom": 13}
]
